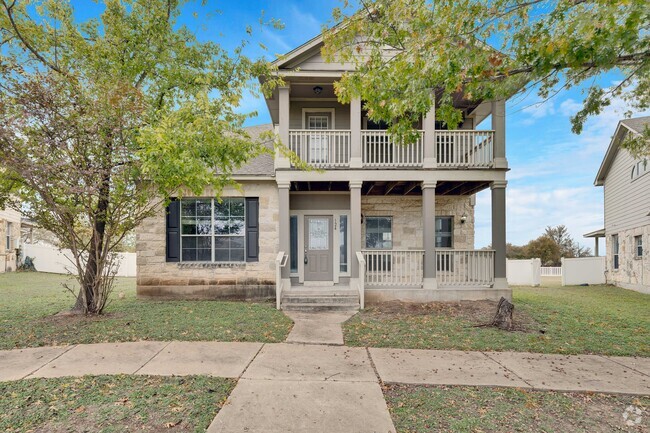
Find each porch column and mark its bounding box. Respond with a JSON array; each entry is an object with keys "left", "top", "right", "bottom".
[
  {"left": 491, "top": 180, "right": 508, "bottom": 289},
  {"left": 423, "top": 97, "right": 437, "bottom": 168},
  {"left": 350, "top": 181, "right": 362, "bottom": 279},
  {"left": 491, "top": 99, "right": 508, "bottom": 169},
  {"left": 594, "top": 238, "right": 599, "bottom": 257},
  {"left": 350, "top": 97, "right": 362, "bottom": 168},
  {"left": 278, "top": 182, "right": 291, "bottom": 280},
  {"left": 422, "top": 181, "right": 437, "bottom": 289},
  {"left": 276, "top": 86, "right": 291, "bottom": 169}
]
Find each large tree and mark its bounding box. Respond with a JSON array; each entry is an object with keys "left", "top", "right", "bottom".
[
  {"left": 0, "top": 0, "right": 281, "bottom": 314},
  {"left": 324, "top": 0, "right": 650, "bottom": 155}
]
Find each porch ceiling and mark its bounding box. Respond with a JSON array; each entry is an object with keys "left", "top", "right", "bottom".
[{"left": 289, "top": 181, "right": 491, "bottom": 196}]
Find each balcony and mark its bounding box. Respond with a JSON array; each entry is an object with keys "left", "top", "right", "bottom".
[{"left": 286, "top": 129, "right": 495, "bottom": 169}]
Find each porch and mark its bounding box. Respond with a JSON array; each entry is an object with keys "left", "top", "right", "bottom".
[{"left": 274, "top": 180, "right": 508, "bottom": 309}]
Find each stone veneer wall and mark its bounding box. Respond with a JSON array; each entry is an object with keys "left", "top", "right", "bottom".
[
  {"left": 136, "top": 181, "right": 279, "bottom": 300},
  {"left": 360, "top": 195, "right": 475, "bottom": 250},
  {"left": 606, "top": 224, "right": 650, "bottom": 294}
]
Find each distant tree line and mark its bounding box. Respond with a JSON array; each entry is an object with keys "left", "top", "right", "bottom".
[{"left": 506, "top": 225, "right": 592, "bottom": 267}]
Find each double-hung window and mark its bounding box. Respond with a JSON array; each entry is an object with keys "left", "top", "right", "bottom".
[
  {"left": 180, "top": 198, "right": 245, "bottom": 262},
  {"left": 5, "top": 222, "right": 12, "bottom": 250},
  {"left": 365, "top": 216, "right": 392, "bottom": 271},
  {"left": 612, "top": 234, "right": 619, "bottom": 270},
  {"left": 635, "top": 235, "right": 643, "bottom": 258}
]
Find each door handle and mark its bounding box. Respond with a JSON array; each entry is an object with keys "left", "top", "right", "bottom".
[{"left": 304, "top": 249, "right": 308, "bottom": 264}]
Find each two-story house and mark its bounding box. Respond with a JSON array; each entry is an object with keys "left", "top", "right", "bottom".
[
  {"left": 136, "top": 32, "right": 512, "bottom": 309},
  {"left": 588, "top": 116, "right": 649, "bottom": 294}
]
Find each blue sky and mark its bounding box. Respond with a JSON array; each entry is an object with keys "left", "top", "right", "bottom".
[{"left": 71, "top": 0, "right": 648, "bottom": 251}]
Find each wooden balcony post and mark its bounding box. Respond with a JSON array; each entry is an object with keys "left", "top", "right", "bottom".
[
  {"left": 350, "top": 181, "right": 362, "bottom": 279},
  {"left": 350, "top": 97, "right": 362, "bottom": 168},
  {"left": 276, "top": 86, "right": 291, "bottom": 169},
  {"left": 491, "top": 99, "right": 508, "bottom": 169},
  {"left": 423, "top": 97, "right": 436, "bottom": 168},
  {"left": 491, "top": 180, "right": 508, "bottom": 289},
  {"left": 422, "top": 181, "right": 437, "bottom": 289}
]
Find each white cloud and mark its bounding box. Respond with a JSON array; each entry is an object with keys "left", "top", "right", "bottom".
[
  {"left": 559, "top": 99, "right": 583, "bottom": 117},
  {"left": 521, "top": 99, "right": 556, "bottom": 124}
]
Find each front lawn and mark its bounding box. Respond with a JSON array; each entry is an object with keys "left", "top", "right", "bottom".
[
  {"left": 385, "top": 384, "right": 649, "bottom": 433},
  {"left": 0, "top": 272, "right": 292, "bottom": 350},
  {"left": 345, "top": 285, "right": 649, "bottom": 356},
  {"left": 0, "top": 375, "right": 235, "bottom": 432}
]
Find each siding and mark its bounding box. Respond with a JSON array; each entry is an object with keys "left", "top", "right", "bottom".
[
  {"left": 604, "top": 147, "right": 650, "bottom": 233},
  {"left": 289, "top": 101, "right": 351, "bottom": 130}
]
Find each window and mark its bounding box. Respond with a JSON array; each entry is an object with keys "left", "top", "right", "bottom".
[
  {"left": 612, "top": 234, "right": 619, "bottom": 270},
  {"left": 340, "top": 215, "right": 348, "bottom": 273},
  {"left": 365, "top": 217, "right": 392, "bottom": 249},
  {"left": 435, "top": 217, "right": 453, "bottom": 248},
  {"left": 635, "top": 235, "right": 643, "bottom": 258},
  {"left": 180, "top": 198, "right": 245, "bottom": 262},
  {"left": 631, "top": 159, "right": 649, "bottom": 181},
  {"left": 5, "top": 222, "right": 12, "bottom": 250},
  {"left": 365, "top": 217, "right": 392, "bottom": 272},
  {"left": 290, "top": 216, "right": 298, "bottom": 273}
]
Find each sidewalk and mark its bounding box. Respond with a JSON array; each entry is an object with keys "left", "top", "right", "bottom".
[{"left": 2, "top": 341, "right": 648, "bottom": 432}]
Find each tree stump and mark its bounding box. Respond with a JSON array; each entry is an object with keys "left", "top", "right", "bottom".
[{"left": 491, "top": 297, "right": 514, "bottom": 330}]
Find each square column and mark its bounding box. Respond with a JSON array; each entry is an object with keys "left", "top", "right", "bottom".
[
  {"left": 278, "top": 183, "right": 291, "bottom": 280},
  {"left": 491, "top": 181, "right": 508, "bottom": 289},
  {"left": 350, "top": 181, "right": 362, "bottom": 279},
  {"left": 423, "top": 98, "right": 437, "bottom": 168},
  {"left": 350, "top": 97, "right": 363, "bottom": 168},
  {"left": 491, "top": 99, "right": 508, "bottom": 169},
  {"left": 276, "top": 86, "right": 291, "bottom": 169},
  {"left": 422, "top": 181, "right": 437, "bottom": 289}
]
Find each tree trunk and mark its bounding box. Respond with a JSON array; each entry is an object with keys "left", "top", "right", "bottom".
[{"left": 491, "top": 297, "right": 514, "bottom": 330}]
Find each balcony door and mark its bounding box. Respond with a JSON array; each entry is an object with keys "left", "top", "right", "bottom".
[
  {"left": 306, "top": 113, "right": 331, "bottom": 164},
  {"left": 304, "top": 215, "right": 334, "bottom": 282}
]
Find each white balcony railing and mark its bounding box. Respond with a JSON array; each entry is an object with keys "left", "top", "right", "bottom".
[
  {"left": 288, "top": 130, "right": 351, "bottom": 168},
  {"left": 436, "top": 130, "right": 495, "bottom": 168},
  {"left": 362, "top": 249, "right": 424, "bottom": 287},
  {"left": 362, "top": 130, "right": 424, "bottom": 167},
  {"left": 436, "top": 249, "right": 495, "bottom": 287}
]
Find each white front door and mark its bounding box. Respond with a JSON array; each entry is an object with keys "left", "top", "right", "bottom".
[{"left": 307, "top": 115, "right": 330, "bottom": 164}]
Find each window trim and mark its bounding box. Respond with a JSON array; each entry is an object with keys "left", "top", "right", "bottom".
[
  {"left": 435, "top": 216, "right": 454, "bottom": 249},
  {"left": 612, "top": 234, "right": 619, "bottom": 270},
  {"left": 179, "top": 198, "right": 246, "bottom": 263},
  {"left": 5, "top": 221, "right": 12, "bottom": 250},
  {"left": 635, "top": 235, "right": 643, "bottom": 259},
  {"left": 364, "top": 216, "right": 393, "bottom": 250},
  {"left": 631, "top": 159, "right": 649, "bottom": 182},
  {"left": 301, "top": 108, "right": 336, "bottom": 129}
]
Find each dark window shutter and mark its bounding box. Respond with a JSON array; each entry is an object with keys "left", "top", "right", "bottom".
[
  {"left": 166, "top": 198, "right": 181, "bottom": 262},
  {"left": 246, "top": 197, "right": 259, "bottom": 262}
]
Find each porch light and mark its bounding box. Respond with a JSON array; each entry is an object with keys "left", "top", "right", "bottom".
[
  {"left": 460, "top": 214, "right": 467, "bottom": 224},
  {"left": 313, "top": 86, "right": 323, "bottom": 95}
]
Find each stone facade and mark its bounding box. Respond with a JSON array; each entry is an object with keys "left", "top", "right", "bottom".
[
  {"left": 360, "top": 195, "right": 475, "bottom": 250},
  {"left": 606, "top": 224, "right": 650, "bottom": 294},
  {"left": 0, "top": 208, "right": 21, "bottom": 273},
  {"left": 136, "top": 181, "right": 279, "bottom": 299}
]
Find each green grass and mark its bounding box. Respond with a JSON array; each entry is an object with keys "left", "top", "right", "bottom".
[
  {"left": 0, "top": 375, "right": 235, "bottom": 433},
  {"left": 385, "top": 384, "right": 649, "bottom": 433},
  {"left": 345, "top": 285, "right": 650, "bottom": 356},
  {"left": 0, "top": 272, "right": 292, "bottom": 349}
]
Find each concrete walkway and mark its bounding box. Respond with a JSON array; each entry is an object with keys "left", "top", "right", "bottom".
[
  {"left": 284, "top": 310, "right": 357, "bottom": 345},
  {"left": 2, "top": 342, "right": 649, "bottom": 432}
]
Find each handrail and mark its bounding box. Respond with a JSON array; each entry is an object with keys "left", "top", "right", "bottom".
[
  {"left": 356, "top": 251, "right": 366, "bottom": 310},
  {"left": 275, "top": 251, "right": 288, "bottom": 310}
]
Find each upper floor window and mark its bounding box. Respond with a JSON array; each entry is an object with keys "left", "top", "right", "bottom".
[
  {"left": 635, "top": 235, "right": 643, "bottom": 258},
  {"left": 631, "top": 159, "right": 649, "bottom": 181},
  {"left": 612, "top": 234, "right": 619, "bottom": 270},
  {"left": 181, "top": 198, "right": 245, "bottom": 262}
]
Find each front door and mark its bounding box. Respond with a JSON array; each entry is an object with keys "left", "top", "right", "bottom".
[{"left": 304, "top": 216, "right": 333, "bottom": 281}]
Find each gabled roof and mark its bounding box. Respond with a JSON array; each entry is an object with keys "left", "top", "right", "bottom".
[{"left": 594, "top": 116, "right": 650, "bottom": 186}]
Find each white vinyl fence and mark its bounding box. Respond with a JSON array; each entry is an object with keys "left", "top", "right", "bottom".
[
  {"left": 506, "top": 258, "right": 541, "bottom": 286},
  {"left": 22, "top": 243, "right": 136, "bottom": 277},
  {"left": 561, "top": 256, "right": 606, "bottom": 286}
]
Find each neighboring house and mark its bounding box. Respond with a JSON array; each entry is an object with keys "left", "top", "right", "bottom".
[
  {"left": 0, "top": 208, "right": 21, "bottom": 273},
  {"left": 588, "top": 116, "right": 650, "bottom": 294},
  {"left": 136, "top": 32, "right": 513, "bottom": 308}
]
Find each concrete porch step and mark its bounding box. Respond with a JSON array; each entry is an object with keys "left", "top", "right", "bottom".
[
  {"left": 281, "top": 303, "right": 360, "bottom": 312},
  {"left": 282, "top": 294, "right": 359, "bottom": 305},
  {"left": 281, "top": 286, "right": 359, "bottom": 312}
]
